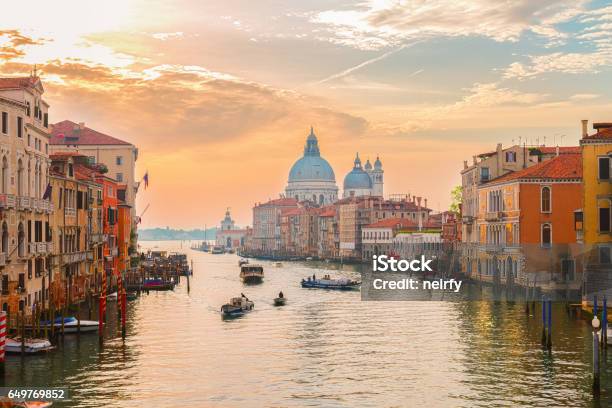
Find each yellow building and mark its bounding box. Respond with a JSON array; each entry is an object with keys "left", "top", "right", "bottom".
[{"left": 580, "top": 120, "right": 612, "bottom": 245}]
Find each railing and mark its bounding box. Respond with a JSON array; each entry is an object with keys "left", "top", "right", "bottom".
[
  {"left": 17, "top": 196, "right": 31, "bottom": 210},
  {"left": 89, "top": 233, "right": 105, "bottom": 243},
  {"left": 46, "top": 242, "right": 53, "bottom": 253},
  {"left": 65, "top": 207, "right": 76, "bottom": 217},
  {"left": 62, "top": 251, "right": 87, "bottom": 264},
  {"left": 37, "top": 242, "right": 47, "bottom": 253},
  {"left": 28, "top": 242, "right": 37, "bottom": 254},
  {"left": 485, "top": 211, "right": 501, "bottom": 221},
  {"left": 0, "top": 194, "right": 16, "bottom": 209}
]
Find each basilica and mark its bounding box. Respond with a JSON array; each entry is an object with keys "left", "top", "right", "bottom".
[{"left": 285, "top": 128, "right": 384, "bottom": 204}]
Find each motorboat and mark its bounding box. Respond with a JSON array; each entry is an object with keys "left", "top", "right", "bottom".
[
  {"left": 305, "top": 257, "right": 313, "bottom": 261},
  {"left": 144, "top": 278, "right": 175, "bottom": 291},
  {"left": 275, "top": 262, "right": 282, "bottom": 267},
  {"left": 221, "top": 296, "right": 254, "bottom": 318},
  {"left": 211, "top": 245, "right": 225, "bottom": 254},
  {"left": 38, "top": 317, "right": 99, "bottom": 333},
  {"left": 240, "top": 264, "right": 264, "bottom": 284},
  {"left": 126, "top": 291, "right": 138, "bottom": 301},
  {"left": 5, "top": 337, "right": 54, "bottom": 354},
  {"left": 274, "top": 297, "right": 286, "bottom": 306},
  {"left": 301, "top": 275, "right": 360, "bottom": 290},
  {"left": 238, "top": 258, "right": 249, "bottom": 266},
  {"left": 107, "top": 291, "right": 118, "bottom": 301}
]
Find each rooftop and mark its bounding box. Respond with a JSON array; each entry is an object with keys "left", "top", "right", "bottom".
[
  {"left": 537, "top": 146, "right": 581, "bottom": 155},
  {"left": 51, "top": 120, "right": 132, "bottom": 146},
  {"left": 0, "top": 76, "right": 40, "bottom": 90},
  {"left": 582, "top": 126, "right": 612, "bottom": 142},
  {"left": 488, "top": 154, "right": 582, "bottom": 184}
]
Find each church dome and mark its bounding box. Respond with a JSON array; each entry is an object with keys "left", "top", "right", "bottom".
[
  {"left": 288, "top": 128, "right": 336, "bottom": 182},
  {"left": 343, "top": 153, "right": 372, "bottom": 189}
]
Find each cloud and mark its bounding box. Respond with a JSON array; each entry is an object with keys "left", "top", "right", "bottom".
[
  {"left": 503, "top": 50, "right": 612, "bottom": 80},
  {"left": 312, "top": 0, "right": 586, "bottom": 50},
  {"left": 151, "top": 32, "right": 184, "bottom": 41},
  {"left": 0, "top": 30, "right": 47, "bottom": 60}
]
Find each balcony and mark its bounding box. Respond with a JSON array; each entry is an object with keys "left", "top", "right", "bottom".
[
  {"left": 17, "top": 196, "right": 31, "bottom": 211},
  {"left": 462, "top": 215, "right": 475, "bottom": 225},
  {"left": 86, "top": 252, "right": 94, "bottom": 261},
  {"left": 37, "top": 242, "right": 47, "bottom": 253},
  {"left": 89, "top": 233, "right": 104, "bottom": 244},
  {"left": 62, "top": 251, "right": 87, "bottom": 264},
  {"left": 65, "top": 207, "right": 76, "bottom": 217},
  {"left": 0, "top": 194, "right": 16, "bottom": 209},
  {"left": 45, "top": 242, "right": 53, "bottom": 253},
  {"left": 485, "top": 211, "right": 501, "bottom": 221},
  {"left": 111, "top": 248, "right": 119, "bottom": 257}
]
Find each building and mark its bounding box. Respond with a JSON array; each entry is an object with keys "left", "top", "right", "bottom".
[
  {"left": 362, "top": 218, "right": 419, "bottom": 260},
  {"left": 342, "top": 153, "right": 384, "bottom": 198},
  {"left": 578, "top": 120, "right": 612, "bottom": 305},
  {"left": 49, "top": 153, "right": 104, "bottom": 306},
  {"left": 0, "top": 75, "right": 54, "bottom": 315},
  {"left": 472, "top": 153, "right": 583, "bottom": 285},
  {"left": 251, "top": 197, "right": 298, "bottom": 253},
  {"left": 317, "top": 205, "right": 337, "bottom": 259},
  {"left": 215, "top": 208, "right": 247, "bottom": 249},
  {"left": 285, "top": 128, "right": 338, "bottom": 205},
  {"left": 461, "top": 143, "right": 539, "bottom": 244},
  {"left": 393, "top": 230, "right": 443, "bottom": 261},
  {"left": 95, "top": 174, "right": 119, "bottom": 288},
  {"left": 50, "top": 120, "right": 139, "bottom": 227},
  {"left": 579, "top": 120, "right": 612, "bottom": 246}
]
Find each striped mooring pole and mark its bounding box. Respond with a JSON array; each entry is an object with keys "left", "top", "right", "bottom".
[{"left": 0, "top": 311, "right": 6, "bottom": 373}]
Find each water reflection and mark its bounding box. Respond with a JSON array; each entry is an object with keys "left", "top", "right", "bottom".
[{"left": 0, "top": 241, "right": 609, "bottom": 407}]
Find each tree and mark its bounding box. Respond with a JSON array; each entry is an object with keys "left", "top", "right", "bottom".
[{"left": 449, "top": 185, "right": 462, "bottom": 214}]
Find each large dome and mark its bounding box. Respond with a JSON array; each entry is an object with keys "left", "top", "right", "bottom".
[
  {"left": 287, "top": 127, "right": 336, "bottom": 182},
  {"left": 289, "top": 156, "right": 335, "bottom": 182}
]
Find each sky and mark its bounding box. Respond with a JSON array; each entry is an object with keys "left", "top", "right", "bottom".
[{"left": 1, "top": 0, "right": 611, "bottom": 228}]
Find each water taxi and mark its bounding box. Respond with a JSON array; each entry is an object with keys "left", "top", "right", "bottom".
[
  {"left": 5, "top": 337, "right": 54, "bottom": 354},
  {"left": 274, "top": 297, "right": 286, "bottom": 306},
  {"left": 238, "top": 258, "right": 249, "bottom": 266},
  {"left": 143, "top": 278, "right": 175, "bottom": 291},
  {"left": 301, "top": 275, "right": 360, "bottom": 290},
  {"left": 240, "top": 264, "right": 264, "bottom": 284},
  {"left": 221, "top": 296, "right": 254, "bottom": 317}
]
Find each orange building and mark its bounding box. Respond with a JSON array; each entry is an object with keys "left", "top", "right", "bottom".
[
  {"left": 473, "top": 154, "right": 583, "bottom": 285},
  {"left": 117, "top": 200, "right": 132, "bottom": 278},
  {"left": 95, "top": 175, "right": 119, "bottom": 287}
]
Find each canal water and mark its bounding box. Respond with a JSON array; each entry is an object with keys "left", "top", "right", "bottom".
[{"left": 2, "top": 240, "right": 611, "bottom": 407}]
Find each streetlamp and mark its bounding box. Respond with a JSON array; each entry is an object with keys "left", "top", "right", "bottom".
[{"left": 592, "top": 315, "right": 601, "bottom": 394}]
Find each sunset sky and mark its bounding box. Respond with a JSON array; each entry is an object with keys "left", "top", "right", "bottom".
[{"left": 2, "top": 0, "right": 611, "bottom": 228}]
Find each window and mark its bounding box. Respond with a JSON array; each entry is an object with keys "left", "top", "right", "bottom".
[
  {"left": 17, "top": 116, "right": 22, "bottom": 138},
  {"left": 43, "top": 113, "right": 48, "bottom": 128},
  {"left": 116, "top": 173, "right": 124, "bottom": 183},
  {"left": 600, "top": 207, "right": 610, "bottom": 232},
  {"left": 505, "top": 151, "right": 516, "bottom": 162},
  {"left": 600, "top": 246, "right": 611, "bottom": 264},
  {"left": 542, "top": 224, "right": 551, "bottom": 247},
  {"left": 481, "top": 167, "right": 489, "bottom": 182},
  {"left": 116, "top": 156, "right": 123, "bottom": 165},
  {"left": 599, "top": 157, "right": 610, "bottom": 180},
  {"left": 26, "top": 102, "right": 31, "bottom": 117},
  {"left": 541, "top": 186, "right": 551, "bottom": 212},
  {"left": 1, "top": 112, "right": 7, "bottom": 134}
]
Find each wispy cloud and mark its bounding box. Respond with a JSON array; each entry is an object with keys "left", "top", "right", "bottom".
[{"left": 313, "top": 41, "right": 422, "bottom": 85}]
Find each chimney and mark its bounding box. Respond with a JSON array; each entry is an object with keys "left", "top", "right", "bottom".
[
  {"left": 463, "top": 160, "right": 468, "bottom": 169},
  {"left": 581, "top": 119, "right": 588, "bottom": 138},
  {"left": 424, "top": 198, "right": 428, "bottom": 209},
  {"left": 555, "top": 146, "right": 559, "bottom": 157},
  {"left": 472, "top": 156, "right": 477, "bottom": 165},
  {"left": 79, "top": 122, "right": 85, "bottom": 130}
]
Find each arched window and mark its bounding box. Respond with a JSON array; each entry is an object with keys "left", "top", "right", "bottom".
[
  {"left": 541, "top": 186, "right": 551, "bottom": 212},
  {"left": 17, "top": 159, "right": 23, "bottom": 197},
  {"left": 1, "top": 156, "right": 7, "bottom": 193},
  {"left": 319, "top": 194, "right": 324, "bottom": 205},
  {"left": 17, "top": 222, "right": 25, "bottom": 257},
  {"left": 542, "top": 224, "right": 552, "bottom": 247},
  {"left": 1, "top": 222, "right": 7, "bottom": 254}
]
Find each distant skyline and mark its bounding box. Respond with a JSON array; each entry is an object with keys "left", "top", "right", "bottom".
[{"left": 2, "top": 1, "right": 611, "bottom": 228}]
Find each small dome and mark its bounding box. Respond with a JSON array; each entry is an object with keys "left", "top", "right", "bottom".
[
  {"left": 364, "top": 159, "right": 372, "bottom": 171},
  {"left": 374, "top": 156, "right": 382, "bottom": 170},
  {"left": 344, "top": 153, "right": 372, "bottom": 189}
]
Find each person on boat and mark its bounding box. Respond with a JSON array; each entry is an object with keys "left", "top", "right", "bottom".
[
  {"left": 241, "top": 292, "right": 245, "bottom": 298},
  {"left": 278, "top": 291, "right": 284, "bottom": 299},
  {"left": 307, "top": 276, "right": 311, "bottom": 282},
  {"left": 313, "top": 273, "right": 316, "bottom": 281}
]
